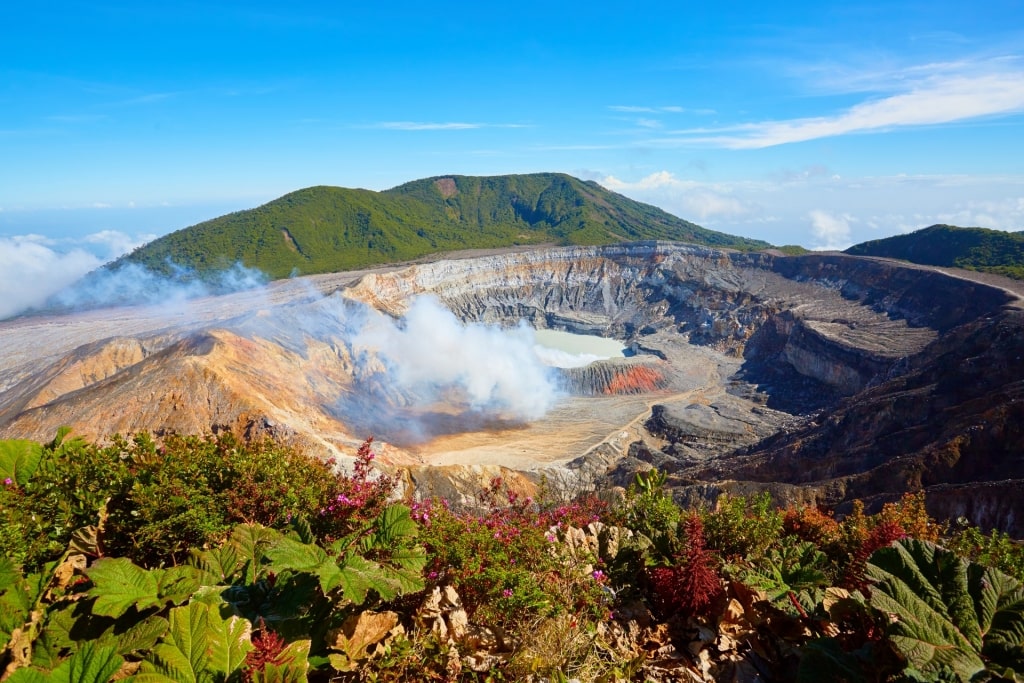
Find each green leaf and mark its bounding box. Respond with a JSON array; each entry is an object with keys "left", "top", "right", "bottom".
[
  {"left": 137, "top": 602, "right": 252, "bottom": 683},
  {"left": 111, "top": 615, "right": 171, "bottom": 656},
  {"left": 206, "top": 605, "right": 252, "bottom": 677},
  {"left": 336, "top": 554, "right": 418, "bottom": 605},
  {"left": 5, "top": 669, "right": 47, "bottom": 683},
  {"left": 50, "top": 641, "right": 125, "bottom": 683},
  {"left": 11, "top": 642, "right": 125, "bottom": 683},
  {"left": 373, "top": 547, "right": 427, "bottom": 596},
  {"left": 0, "top": 566, "right": 45, "bottom": 644},
  {"left": 157, "top": 566, "right": 203, "bottom": 606},
  {"left": 85, "top": 557, "right": 162, "bottom": 618},
  {"left": 49, "top": 426, "right": 73, "bottom": 450},
  {"left": 287, "top": 516, "right": 316, "bottom": 546},
  {"left": 228, "top": 523, "right": 280, "bottom": 585},
  {"left": 335, "top": 555, "right": 378, "bottom": 606},
  {"left": 189, "top": 545, "right": 241, "bottom": 586},
  {"left": 0, "top": 438, "right": 43, "bottom": 485},
  {"left": 867, "top": 539, "right": 1024, "bottom": 680},
  {"left": 265, "top": 537, "right": 342, "bottom": 594},
  {"left": 364, "top": 504, "right": 418, "bottom": 550},
  {"left": 0, "top": 554, "right": 20, "bottom": 591}
]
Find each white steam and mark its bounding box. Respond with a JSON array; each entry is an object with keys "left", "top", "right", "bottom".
[{"left": 353, "top": 295, "right": 560, "bottom": 422}]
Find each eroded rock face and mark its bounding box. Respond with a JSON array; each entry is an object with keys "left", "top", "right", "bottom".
[{"left": 1, "top": 242, "right": 1020, "bottom": 531}]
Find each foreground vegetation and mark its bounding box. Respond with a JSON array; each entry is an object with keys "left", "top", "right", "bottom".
[
  {"left": 108, "top": 173, "right": 770, "bottom": 281},
  {"left": 3, "top": 431, "right": 1024, "bottom": 681},
  {"left": 846, "top": 224, "right": 1024, "bottom": 280}
]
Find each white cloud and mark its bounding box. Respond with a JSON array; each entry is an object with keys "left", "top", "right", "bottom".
[
  {"left": 0, "top": 230, "right": 150, "bottom": 319},
  {"left": 808, "top": 210, "right": 854, "bottom": 250},
  {"left": 595, "top": 170, "right": 1024, "bottom": 247},
  {"left": 0, "top": 236, "right": 102, "bottom": 319},
  {"left": 601, "top": 171, "right": 754, "bottom": 220},
  {"left": 653, "top": 61, "right": 1024, "bottom": 148},
  {"left": 83, "top": 229, "right": 154, "bottom": 258}
]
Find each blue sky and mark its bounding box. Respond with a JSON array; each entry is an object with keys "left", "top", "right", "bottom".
[{"left": 2, "top": 0, "right": 1024, "bottom": 315}]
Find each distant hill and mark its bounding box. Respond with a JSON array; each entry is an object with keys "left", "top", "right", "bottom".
[
  {"left": 845, "top": 224, "right": 1024, "bottom": 280},
  {"left": 110, "top": 173, "right": 770, "bottom": 279}
]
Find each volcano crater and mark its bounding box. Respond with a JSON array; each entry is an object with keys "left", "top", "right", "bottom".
[{"left": 2, "top": 241, "right": 1022, "bottom": 531}]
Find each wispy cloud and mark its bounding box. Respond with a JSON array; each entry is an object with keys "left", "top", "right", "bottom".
[
  {"left": 601, "top": 171, "right": 755, "bottom": 220},
  {"left": 808, "top": 210, "right": 853, "bottom": 250},
  {"left": 657, "top": 62, "right": 1024, "bottom": 149},
  {"left": 369, "top": 121, "right": 529, "bottom": 131}
]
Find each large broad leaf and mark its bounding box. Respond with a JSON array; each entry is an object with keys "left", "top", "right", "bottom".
[
  {"left": 86, "top": 559, "right": 201, "bottom": 620},
  {"left": 228, "top": 523, "right": 280, "bottom": 585},
  {"left": 189, "top": 545, "right": 241, "bottom": 586},
  {"left": 362, "top": 504, "right": 418, "bottom": 551},
  {"left": 85, "top": 558, "right": 163, "bottom": 618},
  {"left": 6, "top": 642, "right": 124, "bottom": 683},
  {"left": 189, "top": 524, "right": 281, "bottom": 588},
  {"left": 0, "top": 438, "right": 43, "bottom": 485},
  {"left": 31, "top": 599, "right": 170, "bottom": 670},
  {"left": 867, "top": 539, "right": 1024, "bottom": 680},
  {"left": 335, "top": 555, "right": 418, "bottom": 606},
  {"left": 372, "top": 547, "right": 427, "bottom": 596},
  {"left": 156, "top": 566, "right": 204, "bottom": 607},
  {"left": 265, "top": 537, "right": 342, "bottom": 595},
  {"left": 739, "top": 540, "right": 830, "bottom": 606},
  {"left": 135, "top": 601, "right": 252, "bottom": 683}
]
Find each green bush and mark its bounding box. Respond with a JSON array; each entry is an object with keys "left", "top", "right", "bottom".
[
  {"left": 702, "top": 492, "right": 784, "bottom": 561},
  {"left": 0, "top": 431, "right": 393, "bottom": 570}
]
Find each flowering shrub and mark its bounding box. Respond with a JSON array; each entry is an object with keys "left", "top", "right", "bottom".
[
  {"left": 309, "top": 437, "right": 398, "bottom": 544},
  {"left": 418, "top": 477, "right": 608, "bottom": 633}
]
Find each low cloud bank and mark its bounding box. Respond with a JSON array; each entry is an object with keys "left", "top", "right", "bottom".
[
  {"left": 0, "top": 235, "right": 102, "bottom": 319},
  {"left": 0, "top": 228, "right": 268, "bottom": 321},
  {"left": 47, "top": 261, "right": 268, "bottom": 313}
]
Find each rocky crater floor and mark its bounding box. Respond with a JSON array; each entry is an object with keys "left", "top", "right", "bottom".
[{"left": 1, "top": 242, "right": 1022, "bottom": 533}]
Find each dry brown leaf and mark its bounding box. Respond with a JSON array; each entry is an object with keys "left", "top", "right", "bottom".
[{"left": 327, "top": 610, "right": 402, "bottom": 661}]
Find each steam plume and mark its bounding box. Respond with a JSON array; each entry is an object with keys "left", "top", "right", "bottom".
[{"left": 351, "top": 295, "right": 560, "bottom": 422}]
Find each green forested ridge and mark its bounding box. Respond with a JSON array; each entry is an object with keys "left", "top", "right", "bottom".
[
  {"left": 845, "top": 224, "right": 1024, "bottom": 280},
  {"left": 111, "top": 173, "right": 770, "bottom": 279}
]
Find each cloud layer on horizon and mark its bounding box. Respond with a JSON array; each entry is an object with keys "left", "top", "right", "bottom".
[
  {"left": 0, "top": 230, "right": 151, "bottom": 319},
  {"left": 597, "top": 171, "right": 1024, "bottom": 248}
]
